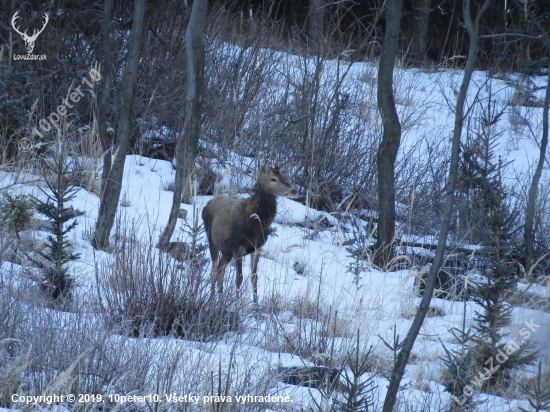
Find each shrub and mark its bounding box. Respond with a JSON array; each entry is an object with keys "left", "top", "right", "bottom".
[
  {"left": 0, "top": 193, "right": 33, "bottom": 238},
  {"left": 97, "top": 220, "right": 239, "bottom": 341}
]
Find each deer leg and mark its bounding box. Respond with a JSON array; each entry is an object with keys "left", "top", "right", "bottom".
[
  {"left": 208, "top": 239, "right": 219, "bottom": 295},
  {"left": 209, "top": 254, "right": 218, "bottom": 296},
  {"left": 215, "top": 254, "right": 231, "bottom": 295},
  {"left": 251, "top": 249, "right": 261, "bottom": 304},
  {"left": 234, "top": 251, "right": 244, "bottom": 296}
]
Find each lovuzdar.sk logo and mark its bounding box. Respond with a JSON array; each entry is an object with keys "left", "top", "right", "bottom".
[{"left": 11, "top": 10, "right": 49, "bottom": 60}]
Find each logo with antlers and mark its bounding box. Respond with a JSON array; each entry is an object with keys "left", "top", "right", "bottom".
[{"left": 11, "top": 11, "right": 49, "bottom": 54}]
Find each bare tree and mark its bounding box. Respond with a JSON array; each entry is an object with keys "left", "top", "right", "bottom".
[
  {"left": 516, "top": 3, "right": 550, "bottom": 272},
  {"left": 157, "top": 0, "right": 208, "bottom": 250},
  {"left": 308, "top": 0, "right": 325, "bottom": 48},
  {"left": 382, "top": 0, "right": 491, "bottom": 410},
  {"left": 410, "top": 0, "right": 431, "bottom": 62},
  {"left": 375, "top": 0, "right": 403, "bottom": 268},
  {"left": 93, "top": 0, "right": 146, "bottom": 249},
  {"left": 525, "top": 60, "right": 549, "bottom": 272},
  {"left": 98, "top": 0, "right": 113, "bottom": 195}
]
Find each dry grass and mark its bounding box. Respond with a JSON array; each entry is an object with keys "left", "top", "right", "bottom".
[
  {"left": 95, "top": 217, "right": 241, "bottom": 341},
  {"left": 0, "top": 200, "right": 284, "bottom": 411}
]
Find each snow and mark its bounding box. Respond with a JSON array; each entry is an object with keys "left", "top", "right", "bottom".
[{"left": 1, "top": 49, "right": 550, "bottom": 411}]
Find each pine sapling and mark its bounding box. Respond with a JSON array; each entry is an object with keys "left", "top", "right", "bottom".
[
  {"left": 30, "top": 148, "right": 84, "bottom": 304},
  {"left": 519, "top": 362, "right": 550, "bottom": 412},
  {"left": 336, "top": 331, "right": 377, "bottom": 411}
]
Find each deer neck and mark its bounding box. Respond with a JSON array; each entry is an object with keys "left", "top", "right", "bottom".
[{"left": 247, "top": 184, "right": 277, "bottom": 226}]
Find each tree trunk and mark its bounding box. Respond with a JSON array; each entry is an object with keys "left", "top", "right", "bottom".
[
  {"left": 93, "top": 0, "right": 146, "bottom": 249},
  {"left": 375, "top": 0, "right": 403, "bottom": 268},
  {"left": 524, "top": 59, "right": 549, "bottom": 272},
  {"left": 410, "top": 0, "right": 431, "bottom": 63},
  {"left": 157, "top": 0, "right": 208, "bottom": 250},
  {"left": 98, "top": 0, "right": 113, "bottom": 195},
  {"left": 382, "top": 0, "right": 490, "bottom": 411},
  {"left": 308, "top": 0, "right": 324, "bottom": 49}
]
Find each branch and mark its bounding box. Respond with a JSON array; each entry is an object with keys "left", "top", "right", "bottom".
[
  {"left": 480, "top": 33, "right": 549, "bottom": 44},
  {"left": 510, "top": 0, "right": 550, "bottom": 43}
]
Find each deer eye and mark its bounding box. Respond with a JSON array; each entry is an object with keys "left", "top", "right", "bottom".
[{"left": 271, "top": 178, "right": 277, "bottom": 182}]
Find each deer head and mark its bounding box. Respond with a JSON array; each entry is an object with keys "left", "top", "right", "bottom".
[
  {"left": 11, "top": 11, "right": 49, "bottom": 54},
  {"left": 257, "top": 162, "right": 296, "bottom": 197}
]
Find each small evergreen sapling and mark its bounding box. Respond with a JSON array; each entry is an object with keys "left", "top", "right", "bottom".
[
  {"left": 519, "top": 362, "right": 550, "bottom": 412},
  {"left": 443, "top": 111, "right": 538, "bottom": 405},
  {"left": 336, "top": 331, "right": 377, "bottom": 411},
  {"left": 344, "top": 216, "right": 372, "bottom": 288},
  {"left": 0, "top": 193, "right": 34, "bottom": 264},
  {"left": 468, "top": 165, "right": 536, "bottom": 388},
  {"left": 31, "top": 151, "right": 84, "bottom": 303},
  {"left": 442, "top": 162, "right": 537, "bottom": 408},
  {"left": 0, "top": 193, "right": 34, "bottom": 239},
  {"left": 440, "top": 337, "right": 478, "bottom": 411}
]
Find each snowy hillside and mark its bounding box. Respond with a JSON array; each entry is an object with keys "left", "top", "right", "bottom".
[{"left": 1, "top": 55, "right": 549, "bottom": 412}]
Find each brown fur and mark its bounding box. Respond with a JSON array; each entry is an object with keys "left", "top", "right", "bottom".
[{"left": 202, "top": 164, "right": 296, "bottom": 303}]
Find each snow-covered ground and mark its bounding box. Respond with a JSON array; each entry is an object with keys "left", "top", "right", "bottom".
[{"left": 1, "top": 53, "right": 549, "bottom": 411}]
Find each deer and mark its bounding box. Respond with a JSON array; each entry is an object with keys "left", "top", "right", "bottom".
[
  {"left": 202, "top": 163, "right": 296, "bottom": 303},
  {"left": 11, "top": 11, "right": 49, "bottom": 54}
]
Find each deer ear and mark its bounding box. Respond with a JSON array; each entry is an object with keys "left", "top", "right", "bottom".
[
  {"left": 277, "top": 162, "right": 291, "bottom": 174},
  {"left": 261, "top": 162, "right": 270, "bottom": 174}
]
